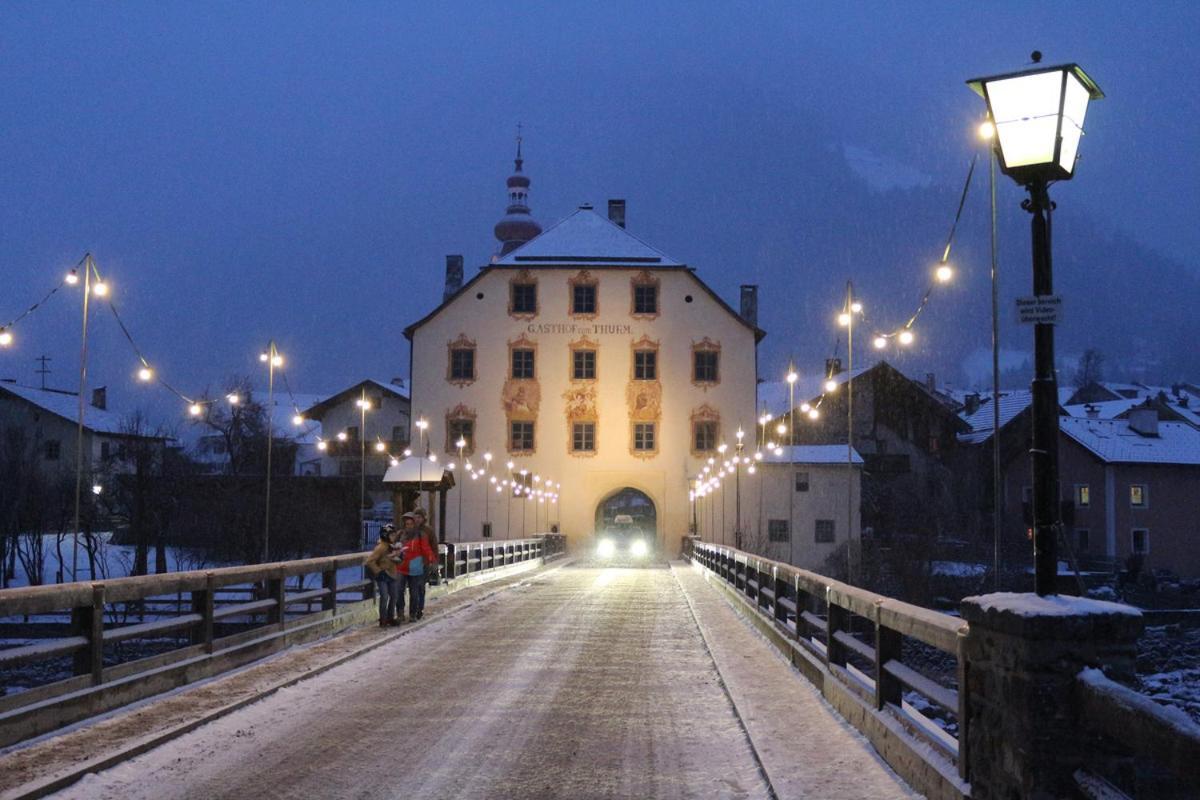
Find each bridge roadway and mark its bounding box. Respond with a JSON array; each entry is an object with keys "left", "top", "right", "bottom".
[{"left": 48, "top": 564, "right": 913, "bottom": 800}]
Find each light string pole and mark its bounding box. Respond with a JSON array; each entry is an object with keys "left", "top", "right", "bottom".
[
  {"left": 982, "top": 118, "right": 1003, "bottom": 590},
  {"left": 259, "top": 341, "right": 284, "bottom": 562},
  {"left": 72, "top": 255, "right": 103, "bottom": 581},
  {"left": 734, "top": 428, "right": 745, "bottom": 549},
  {"left": 455, "top": 437, "right": 466, "bottom": 538},
  {"left": 483, "top": 451, "right": 493, "bottom": 536},
  {"left": 837, "top": 285, "right": 863, "bottom": 583},
  {"left": 968, "top": 55, "right": 1103, "bottom": 595}
]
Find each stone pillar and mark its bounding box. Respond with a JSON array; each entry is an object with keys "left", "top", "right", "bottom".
[{"left": 959, "top": 592, "right": 1143, "bottom": 800}]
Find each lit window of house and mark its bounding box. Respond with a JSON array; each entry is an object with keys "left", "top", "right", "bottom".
[{"left": 1130, "top": 484, "right": 1147, "bottom": 508}]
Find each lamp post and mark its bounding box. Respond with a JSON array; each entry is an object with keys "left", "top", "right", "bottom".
[
  {"left": 785, "top": 365, "right": 798, "bottom": 563},
  {"left": 455, "top": 437, "right": 466, "bottom": 539},
  {"left": 70, "top": 255, "right": 102, "bottom": 581},
  {"left": 734, "top": 429, "right": 745, "bottom": 549},
  {"left": 505, "top": 461, "right": 515, "bottom": 539},
  {"left": 259, "top": 341, "right": 284, "bottom": 562},
  {"left": 838, "top": 289, "right": 863, "bottom": 583},
  {"left": 353, "top": 390, "right": 373, "bottom": 546},
  {"left": 717, "top": 443, "right": 728, "bottom": 545},
  {"left": 483, "top": 452, "right": 493, "bottom": 536},
  {"left": 415, "top": 417, "right": 428, "bottom": 513},
  {"left": 968, "top": 55, "right": 1103, "bottom": 596},
  {"left": 519, "top": 468, "right": 529, "bottom": 537}
]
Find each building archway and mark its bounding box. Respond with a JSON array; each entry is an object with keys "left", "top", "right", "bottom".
[{"left": 594, "top": 487, "right": 657, "bottom": 541}]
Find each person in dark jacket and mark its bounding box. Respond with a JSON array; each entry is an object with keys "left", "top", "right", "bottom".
[
  {"left": 364, "top": 525, "right": 399, "bottom": 626},
  {"left": 396, "top": 523, "right": 435, "bottom": 622}
]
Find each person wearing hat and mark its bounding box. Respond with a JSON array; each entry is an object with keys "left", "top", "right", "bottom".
[
  {"left": 411, "top": 507, "right": 440, "bottom": 609},
  {"left": 364, "top": 525, "right": 399, "bottom": 626}
]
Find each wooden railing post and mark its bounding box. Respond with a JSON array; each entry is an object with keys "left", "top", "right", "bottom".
[
  {"left": 444, "top": 543, "right": 457, "bottom": 580},
  {"left": 825, "top": 588, "right": 847, "bottom": 669},
  {"left": 322, "top": 568, "right": 337, "bottom": 614},
  {"left": 70, "top": 583, "right": 105, "bottom": 684},
  {"left": 873, "top": 601, "right": 902, "bottom": 710},
  {"left": 956, "top": 626, "right": 970, "bottom": 783},
  {"left": 267, "top": 575, "right": 285, "bottom": 629},
  {"left": 191, "top": 572, "right": 215, "bottom": 653}
]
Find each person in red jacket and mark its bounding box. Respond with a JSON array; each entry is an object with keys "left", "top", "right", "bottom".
[{"left": 396, "top": 524, "right": 435, "bottom": 622}]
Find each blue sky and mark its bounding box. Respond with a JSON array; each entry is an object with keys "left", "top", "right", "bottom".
[{"left": 2, "top": 2, "right": 1196, "bottom": 419}]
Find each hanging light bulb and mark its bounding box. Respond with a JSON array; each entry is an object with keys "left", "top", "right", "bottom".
[
  {"left": 935, "top": 262, "right": 953, "bottom": 283},
  {"left": 259, "top": 352, "right": 269, "bottom": 363},
  {"left": 188, "top": 403, "right": 203, "bottom": 417},
  {"left": 390, "top": 457, "right": 399, "bottom": 466},
  {"left": 137, "top": 367, "right": 154, "bottom": 382},
  {"left": 336, "top": 431, "right": 348, "bottom": 442},
  {"left": 226, "top": 393, "right": 240, "bottom": 405},
  {"left": 318, "top": 440, "right": 328, "bottom": 451},
  {"left": 978, "top": 120, "right": 996, "bottom": 140},
  {"left": 808, "top": 408, "right": 820, "bottom": 420},
  {"left": 786, "top": 369, "right": 798, "bottom": 384},
  {"left": 838, "top": 312, "right": 851, "bottom": 327},
  {"left": 65, "top": 269, "right": 80, "bottom": 285},
  {"left": 850, "top": 301, "right": 863, "bottom": 314},
  {"left": 271, "top": 354, "right": 283, "bottom": 367},
  {"left": 428, "top": 452, "right": 437, "bottom": 462},
  {"left": 824, "top": 378, "right": 838, "bottom": 393},
  {"left": 403, "top": 448, "right": 412, "bottom": 457},
  {"left": 873, "top": 336, "right": 888, "bottom": 350},
  {"left": 92, "top": 281, "right": 108, "bottom": 297},
  {"left": 899, "top": 329, "right": 915, "bottom": 345},
  {"left": 375, "top": 441, "right": 386, "bottom": 452},
  {"left": 800, "top": 402, "right": 811, "bottom": 413},
  {"left": 0, "top": 328, "right": 13, "bottom": 347},
  {"left": 292, "top": 414, "right": 304, "bottom": 426},
  {"left": 775, "top": 422, "right": 786, "bottom": 435},
  {"left": 748, "top": 465, "right": 756, "bottom": 475}
]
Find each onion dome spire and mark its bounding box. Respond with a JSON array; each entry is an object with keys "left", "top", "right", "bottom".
[{"left": 493, "top": 127, "right": 543, "bottom": 256}]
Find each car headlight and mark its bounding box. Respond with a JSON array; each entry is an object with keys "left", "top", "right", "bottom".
[
  {"left": 630, "top": 539, "right": 648, "bottom": 558},
  {"left": 597, "top": 539, "right": 615, "bottom": 558}
]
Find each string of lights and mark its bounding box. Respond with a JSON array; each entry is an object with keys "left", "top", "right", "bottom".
[{"left": 0, "top": 258, "right": 88, "bottom": 348}]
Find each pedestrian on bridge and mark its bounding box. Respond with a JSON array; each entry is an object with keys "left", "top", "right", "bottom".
[
  {"left": 365, "top": 525, "right": 400, "bottom": 627},
  {"left": 396, "top": 515, "right": 435, "bottom": 622}
]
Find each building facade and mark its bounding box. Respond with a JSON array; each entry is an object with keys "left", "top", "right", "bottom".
[{"left": 405, "top": 158, "right": 762, "bottom": 554}]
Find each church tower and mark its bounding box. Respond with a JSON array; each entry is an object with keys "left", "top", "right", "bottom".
[{"left": 492, "top": 131, "right": 543, "bottom": 257}]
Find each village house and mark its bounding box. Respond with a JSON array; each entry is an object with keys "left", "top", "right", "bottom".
[{"left": 299, "top": 379, "right": 410, "bottom": 492}]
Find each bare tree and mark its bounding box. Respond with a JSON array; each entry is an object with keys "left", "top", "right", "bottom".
[{"left": 1073, "top": 348, "right": 1106, "bottom": 388}]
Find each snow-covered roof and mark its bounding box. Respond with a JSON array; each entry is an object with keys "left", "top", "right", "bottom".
[
  {"left": 0, "top": 381, "right": 161, "bottom": 437},
  {"left": 958, "top": 390, "right": 1033, "bottom": 445},
  {"left": 494, "top": 206, "right": 684, "bottom": 267},
  {"left": 757, "top": 366, "right": 873, "bottom": 418},
  {"left": 1060, "top": 417, "right": 1200, "bottom": 466},
  {"left": 381, "top": 456, "right": 453, "bottom": 487},
  {"left": 301, "top": 379, "right": 409, "bottom": 420},
  {"left": 761, "top": 445, "right": 863, "bottom": 465}
]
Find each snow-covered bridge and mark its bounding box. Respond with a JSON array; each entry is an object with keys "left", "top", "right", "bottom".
[{"left": 2, "top": 540, "right": 1197, "bottom": 799}]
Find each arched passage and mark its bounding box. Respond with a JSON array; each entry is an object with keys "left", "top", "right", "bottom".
[{"left": 594, "top": 487, "right": 657, "bottom": 541}]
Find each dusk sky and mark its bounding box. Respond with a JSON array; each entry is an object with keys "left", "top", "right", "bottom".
[{"left": 2, "top": 2, "right": 1197, "bottom": 422}]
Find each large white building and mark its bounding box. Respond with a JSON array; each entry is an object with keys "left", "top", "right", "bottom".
[{"left": 404, "top": 148, "right": 764, "bottom": 555}]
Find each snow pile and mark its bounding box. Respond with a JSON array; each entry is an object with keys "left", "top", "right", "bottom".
[{"left": 931, "top": 561, "right": 986, "bottom": 578}]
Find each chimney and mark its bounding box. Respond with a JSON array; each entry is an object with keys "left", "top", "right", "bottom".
[
  {"left": 925, "top": 372, "right": 936, "bottom": 392},
  {"left": 443, "top": 255, "right": 464, "bottom": 301},
  {"left": 91, "top": 386, "right": 107, "bottom": 410},
  {"left": 1128, "top": 404, "right": 1159, "bottom": 437},
  {"left": 964, "top": 393, "right": 981, "bottom": 416},
  {"left": 607, "top": 199, "right": 626, "bottom": 229},
  {"left": 390, "top": 377, "right": 406, "bottom": 389},
  {"left": 1084, "top": 403, "right": 1100, "bottom": 419},
  {"left": 739, "top": 285, "right": 758, "bottom": 326},
  {"left": 825, "top": 358, "right": 843, "bottom": 377}
]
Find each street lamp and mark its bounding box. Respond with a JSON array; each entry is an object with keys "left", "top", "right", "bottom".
[
  {"left": 354, "top": 390, "right": 373, "bottom": 543},
  {"left": 455, "top": 437, "right": 467, "bottom": 539},
  {"left": 483, "top": 451, "right": 493, "bottom": 536},
  {"left": 968, "top": 54, "right": 1103, "bottom": 596},
  {"left": 734, "top": 428, "right": 745, "bottom": 549},
  {"left": 260, "top": 340, "right": 283, "bottom": 562}
]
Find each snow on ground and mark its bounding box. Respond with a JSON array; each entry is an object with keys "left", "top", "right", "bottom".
[{"left": 46, "top": 567, "right": 782, "bottom": 800}]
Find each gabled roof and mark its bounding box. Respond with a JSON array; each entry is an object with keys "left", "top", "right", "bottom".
[
  {"left": 494, "top": 207, "right": 683, "bottom": 267},
  {"left": 958, "top": 390, "right": 1033, "bottom": 445},
  {"left": 300, "top": 379, "right": 410, "bottom": 421},
  {"left": 1061, "top": 417, "right": 1200, "bottom": 466},
  {"left": 0, "top": 381, "right": 166, "bottom": 438},
  {"left": 404, "top": 206, "right": 764, "bottom": 342}
]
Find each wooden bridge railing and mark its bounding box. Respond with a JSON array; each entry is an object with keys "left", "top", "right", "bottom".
[
  {"left": 0, "top": 534, "right": 564, "bottom": 747},
  {"left": 683, "top": 537, "right": 971, "bottom": 800}
]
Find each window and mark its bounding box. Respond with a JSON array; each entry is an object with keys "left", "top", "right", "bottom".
[
  {"left": 795, "top": 471, "right": 810, "bottom": 492},
  {"left": 693, "top": 421, "right": 717, "bottom": 452},
  {"left": 633, "top": 284, "right": 658, "bottom": 315},
  {"left": 633, "top": 422, "right": 656, "bottom": 452},
  {"left": 449, "top": 347, "right": 475, "bottom": 381},
  {"left": 1130, "top": 484, "right": 1147, "bottom": 508},
  {"left": 768, "top": 520, "right": 790, "bottom": 543},
  {"left": 572, "top": 350, "right": 596, "bottom": 380},
  {"left": 1075, "top": 484, "right": 1090, "bottom": 508},
  {"left": 1131, "top": 528, "right": 1150, "bottom": 555},
  {"left": 391, "top": 426, "right": 407, "bottom": 443},
  {"left": 100, "top": 441, "right": 110, "bottom": 459},
  {"left": 482, "top": 522, "right": 493, "bottom": 539},
  {"left": 634, "top": 350, "right": 657, "bottom": 380},
  {"left": 512, "top": 349, "right": 535, "bottom": 379},
  {"left": 1076, "top": 529, "right": 1090, "bottom": 552},
  {"left": 572, "top": 284, "right": 596, "bottom": 315},
  {"left": 815, "top": 519, "right": 836, "bottom": 543},
  {"left": 346, "top": 425, "right": 359, "bottom": 441},
  {"left": 511, "top": 282, "right": 537, "bottom": 314},
  {"left": 693, "top": 350, "right": 719, "bottom": 383},
  {"left": 448, "top": 419, "right": 475, "bottom": 452},
  {"left": 510, "top": 421, "right": 534, "bottom": 452},
  {"left": 572, "top": 422, "right": 595, "bottom": 453},
  {"left": 44, "top": 439, "right": 61, "bottom": 460}
]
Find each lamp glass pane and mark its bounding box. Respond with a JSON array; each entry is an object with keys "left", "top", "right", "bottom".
[
  {"left": 987, "top": 71, "right": 1064, "bottom": 168},
  {"left": 1058, "top": 73, "right": 1090, "bottom": 174}
]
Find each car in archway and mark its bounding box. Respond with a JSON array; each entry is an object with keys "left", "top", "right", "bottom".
[{"left": 595, "top": 514, "right": 653, "bottom": 562}]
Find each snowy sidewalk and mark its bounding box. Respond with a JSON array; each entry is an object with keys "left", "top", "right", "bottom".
[{"left": 672, "top": 561, "right": 918, "bottom": 800}]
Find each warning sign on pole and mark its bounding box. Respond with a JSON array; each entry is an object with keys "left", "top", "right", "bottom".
[{"left": 1015, "top": 295, "right": 1063, "bottom": 325}]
